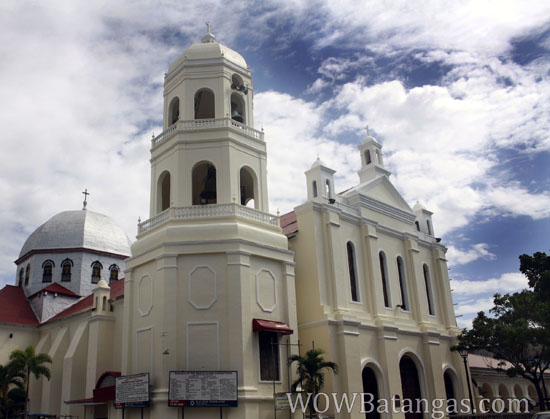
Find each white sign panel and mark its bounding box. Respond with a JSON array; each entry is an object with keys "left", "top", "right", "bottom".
[
  {"left": 168, "top": 371, "right": 238, "bottom": 407},
  {"left": 115, "top": 373, "right": 150, "bottom": 408}
]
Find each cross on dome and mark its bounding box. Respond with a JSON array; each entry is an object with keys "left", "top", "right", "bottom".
[
  {"left": 82, "top": 188, "right": 90, "bottom": 210},
  {"left": 201, "top": 21, "right": 216, "bottom": 43}
]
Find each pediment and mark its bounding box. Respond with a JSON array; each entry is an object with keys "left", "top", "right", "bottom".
[{"left": 352, "top": 176, "right": 413, "bottom": 213}]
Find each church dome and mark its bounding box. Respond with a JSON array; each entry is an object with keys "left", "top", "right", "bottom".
[
  {"left": 168, "top": 40, "right": 247, "bottom": 74},
  {"left": 19, "top": 210, "right": 132, "bottom": 259}
]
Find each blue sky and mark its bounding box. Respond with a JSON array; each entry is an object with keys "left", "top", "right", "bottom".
[{"left": 0, "top": 1, "right": 549, "bottom": 328}]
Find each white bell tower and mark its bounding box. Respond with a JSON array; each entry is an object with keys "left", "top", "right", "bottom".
[
  {"left": 123, "top": 27, "right": 297, "bottom": 419},
  {"left": 149, "top": 24, "right": 268, "bottom": 216}
]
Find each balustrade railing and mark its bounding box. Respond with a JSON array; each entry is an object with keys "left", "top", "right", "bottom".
[
  {"left": 138, "top": 203, "right": 279, "bottom": 234},
  {"left": 152, "top": 118, "right": 264, "bottom": 148}
]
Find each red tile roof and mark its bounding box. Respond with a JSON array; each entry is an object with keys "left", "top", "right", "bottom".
[
  {"left": 47, "top": 279, "right": 125, "bottom": 323},
  {"left": 28, "top": 283, "right": 81, "bottom": 299},
  {"left": 0, "top": 286, "right": 39, "bottom": 325},
  {"left": 109, "top": 279, "right": 124, "bottom": 300},
  {"left": 280, "top": 211, "right": 298, "bottom": 236},
  {"left": 47, "top": 294, "right": 93, "bottom": 322}
]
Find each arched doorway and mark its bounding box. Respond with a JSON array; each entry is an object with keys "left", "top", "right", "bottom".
[
  {"left": 480, "top": 383, "right": 494, "bottom": 411},
  {"left": 400, "top": 355, "right": 423, "bottom": 419},
  {"left": 362, "top": 366, "right": 380, "bottom": 419},
  {"left": 498, "top": 384, "right": 510, "bottom": 412},
  {"left": 444, "top": 370, "right": 457, "bottom": 413}
]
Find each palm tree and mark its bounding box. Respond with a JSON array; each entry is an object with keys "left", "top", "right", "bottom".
[
  {"left": 0, "top": 362, "right": 24, "bottom": 419},
  {"left": 9, "top": 346, "right": 52, "bottom": 419},
  {"left": 289, "top": 348, "right": 338, "bottom": 419}
]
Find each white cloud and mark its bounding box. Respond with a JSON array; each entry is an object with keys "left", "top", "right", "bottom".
[
  {"left": 452, "top": 272, "right": 528, "bottom": 296},
  {"left": 447, "top": 243, "right": 496, "bottom": 267}
]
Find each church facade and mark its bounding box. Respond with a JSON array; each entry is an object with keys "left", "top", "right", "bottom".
[{"left": 0, "top": 28, "right": 540, "bottom": 419}]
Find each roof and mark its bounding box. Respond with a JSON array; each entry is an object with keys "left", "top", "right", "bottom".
[
  {"left": 47, "top": 279, "right": 125, "bottom": 323},
  {"left": 28, "top": 283, "right": 81, "bottom": 299},
  {"left": 280, "top": 211, "right": 298, "bottom": 236},
  {"left": 0, "top": 285, "right": 38, "bottom": 325},
  {"left": 168, "top": 40, "right": 247, "bottom": 74},
  {"left": 19, "top": 210, "right": 132, "bottom": 260},
  {"left": 468, "top": 353, "right": 514, "bottom": 370}
]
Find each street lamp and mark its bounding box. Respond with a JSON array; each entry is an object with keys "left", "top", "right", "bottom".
[{"left": 457, "top": 347, "right": 475, "bottom": 413}]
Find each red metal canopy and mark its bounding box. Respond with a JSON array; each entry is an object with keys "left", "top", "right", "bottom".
[{"left": 252, "top": 318, "right": 293, "bottom": 335}]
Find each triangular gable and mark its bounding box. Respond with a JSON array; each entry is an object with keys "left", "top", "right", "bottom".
[{"left": 346, "top": 176, "right": 413, "bottom": 213}]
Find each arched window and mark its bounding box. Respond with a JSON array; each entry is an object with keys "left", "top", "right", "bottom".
[
  {"left": 91, "top": 261, "right": 103, "bottom": 284},
  {"left": 347, "top": 242, "right": 359, "bottom": 302},
  {"left": 312, "top": 181, "right": 318, "bottom": 198},
  {"left": 240, "top": 167, "right": 256, "bottom": 208},
  {"left": 192, "top": 162, "right": 217, "bottom": 205},
  {"left": 325, "top": 179, "right": 331, "bottom": 197},
  {"left": 396, "top": 257, "right": 409, "bottom": 311},
  {"left": 61, "top": 259, "right": 73, "bottom": 282},
  {"left": 426, "top": 220, "right": 432, "bottom": 235},
  {"left": 25, "top": 264, "right": 30, "bottom": 286},
  {"left": 18, "top": 268, "right": 24, "bottom": 287},
  {"left": 168, "top": 96, "right": 180, "bottom": 125},
  {"left": 102, "top": 296, "right": 107, "bottom": 311},
  {"left": 157, "top": 171, "right": 171, "bottom": 213},
  {"left": 42, "top": 260, "right": 54, "bottom": 283},
  {"left": 365, "top": 150, "right": 372, "bottom": 165},
  {"left": 379, "top": 252, "right": 391, "bottom": 308},
  {"left": 109, "top": 264, "right": 119, "bottom": 283},
  {"left": 423, "top": 264, "right": 435, "bottom": 315},
  {"left": 194, "top": 88, "right": 215, "bottom": 119},
  {"left": 415, "top": 221, "right": 420, "bottom": 231}
]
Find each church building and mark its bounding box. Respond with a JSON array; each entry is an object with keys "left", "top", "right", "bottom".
[{"left": 0, "top": 26, "right": 539, "bottom": 419}]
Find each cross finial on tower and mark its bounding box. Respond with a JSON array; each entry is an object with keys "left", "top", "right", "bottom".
[
  {"left": 82, "top": 189, "right": 90, "bottom": 210},
  {"left": 202, "top": 21, "right": 216, "bottom": 43},
  {"left": 365, "top": 125, "right": 370, "bottom": 137}
]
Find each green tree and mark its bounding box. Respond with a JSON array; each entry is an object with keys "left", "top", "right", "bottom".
[
  {"left": 456, "top": 252, "right": 550, "bottom": 410},
  {"left": 0, "top": 362, "right": 24, "bottom": 419},
  {"left": 289, "top": 348, "right": 338, "bottom": 418},
  {"left": 9, "top": 346, "right": 52, "bottom": 419}
]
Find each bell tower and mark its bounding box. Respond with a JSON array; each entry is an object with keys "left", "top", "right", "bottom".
[
  {"left": 123, "top": 26, "right": 297, "bottom": 419},
  {"left": 149, "top": 24, "right": 267, "bottom": 216}
]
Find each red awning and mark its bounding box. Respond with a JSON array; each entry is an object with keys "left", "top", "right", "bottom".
[{"left": 253, "top": 318, "right": 293, "bottom": 335}]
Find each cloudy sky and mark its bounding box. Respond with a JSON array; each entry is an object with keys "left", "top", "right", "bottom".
[{"left": 1, "top": 1, "right": 549, "bottom": 328}]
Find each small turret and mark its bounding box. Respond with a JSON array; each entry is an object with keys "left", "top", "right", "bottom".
[
  {"left": 413, "top": 201, "right": 435, "bottom": 236},
  {"left": 357, "top": 132, "right": 390, "bottom": 184},
  {"left": 305, "top": 157, "right": 336, "bottom": 203}
]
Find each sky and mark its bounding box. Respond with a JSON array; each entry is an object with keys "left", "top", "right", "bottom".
[{"left": 0, "top": 0, "right": 549, "bottom": 328}]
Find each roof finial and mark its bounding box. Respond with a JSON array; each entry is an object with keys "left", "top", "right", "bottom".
[
  {"left": 82, "top": 188, "right": 90, "bottom": 210},
  {"left": 202, "top": 21, "right": 216, "bottom": 43},
  {"left": 365, "top": 125, "right": 370, "bottom": 137}
]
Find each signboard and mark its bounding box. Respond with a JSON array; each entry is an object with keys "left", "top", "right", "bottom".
[
  {"left": 168, "top": 371, "right": 238, "bottom": 408},
  {"left": 274, "top": 392, "right": 291, "bottom": 410},
  {"left": 115, "top": 373, "right": 150, "bottom": 409}
]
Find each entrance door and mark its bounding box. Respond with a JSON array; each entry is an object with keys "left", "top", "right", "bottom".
[
  {"left": 400, "top": 356, "right": 423, "bottom": 419},
  {"left": 362, "top": 366, "right": 380, "bottom": 419}
]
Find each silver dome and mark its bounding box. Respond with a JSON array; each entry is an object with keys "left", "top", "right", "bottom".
[{"left": 19, "top": 210, "right": 132, "bottom": 258}]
